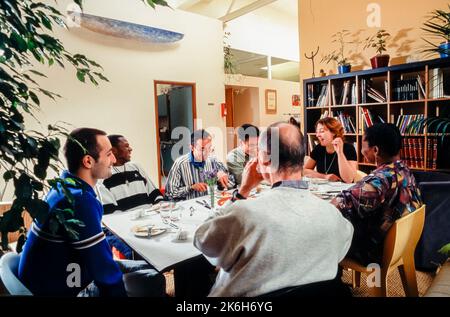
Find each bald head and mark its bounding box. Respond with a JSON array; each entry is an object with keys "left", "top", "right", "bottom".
[{"left": 259, "top": 122, "right": 305, "bottom": 173}]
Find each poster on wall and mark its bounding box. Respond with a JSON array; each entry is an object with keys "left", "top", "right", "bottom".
[
  {"left": 292, "top": 94, "right": 300, "bottom": 106},
  {"left": 265, "top": 89, "right": 277, "bottom": 114}
]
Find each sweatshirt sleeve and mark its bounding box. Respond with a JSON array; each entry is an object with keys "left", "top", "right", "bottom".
[
  {"left": 193, "top": 205, "right": 245, "bottom": 271},
  {"left": 69, "top": 194, "right": 127, "bottom": 297}
]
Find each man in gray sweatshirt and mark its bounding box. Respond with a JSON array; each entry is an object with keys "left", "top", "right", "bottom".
[{"left": 194, "top": 122, "right": 354, "bottom": 297}]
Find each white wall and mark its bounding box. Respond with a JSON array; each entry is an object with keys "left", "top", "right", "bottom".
[
  {"left": 226, "top": 9, "right": 299, "bottom": 62},
  {"left": 226, "top": 75, "right": 301, "bottom": 129},
  {"left": 180, "top": 0, "right": 299, "bottom": 62},
  {"left": 2, "top": 0, "right": 226, "bottom": 200}
]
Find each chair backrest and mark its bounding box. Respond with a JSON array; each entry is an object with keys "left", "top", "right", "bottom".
[
  {"left": 382, "top": 205, "right": 426, "bottom": 270},
  {"left": 0, "top": 252, "right": 32, "bottom": 295},
  {"left": 354, "top": 170, "right": 367, "bottom": 182}
]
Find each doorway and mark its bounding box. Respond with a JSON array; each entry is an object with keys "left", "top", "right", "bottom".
[
  {"left": 154, "top": 81, "right": 196, "bottom": 188},
  {"left": 225, "top": 86, "right": 260, "bottom": 153}
]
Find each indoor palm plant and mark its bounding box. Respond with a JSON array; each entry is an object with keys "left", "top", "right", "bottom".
[
  {"left": 322, "top": 30, "right": 353, "bottom": 74},
  {"left": 0, "top": 0, "right": 168, "bottom": 253},
  {"left": 422, "top": 5, "right": 450, "bottom": 58},
  {"left": 364, "top": 29, "right": 391, "bottom": 68}
]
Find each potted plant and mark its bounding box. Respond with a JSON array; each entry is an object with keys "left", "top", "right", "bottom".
[
  {"left": 364, "top": 29, "right": 391, "bottom": 68},
  {"left": 0, "top": 0, "right": 168, "bottom": 253},
  {"left": 422, "top": 5, "right": 450, "bottom": 58},
  {"left": 322, "top": 30, "right": 352, "bottom": 74}
]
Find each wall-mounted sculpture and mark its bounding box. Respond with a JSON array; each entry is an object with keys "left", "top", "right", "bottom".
[{"left": 67, "top": 11, "right": 184, "bottom": 43}]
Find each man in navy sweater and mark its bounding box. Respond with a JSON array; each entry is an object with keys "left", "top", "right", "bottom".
[{"left": 18, "top": 128, "right": 165, "bottom": 296}]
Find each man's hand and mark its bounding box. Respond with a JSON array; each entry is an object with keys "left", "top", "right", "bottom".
[
  {"left": 191, "top": 183, "right": 208, "bottom": 192},
  {"left": 239, "top": 158, "right": 264, "bottom": 198},
  {"left": 325, "top": 174, "right": 341, "bottom": 182},
  {"left": 217, "top": 171, "right": 229, "bottom": 189}
]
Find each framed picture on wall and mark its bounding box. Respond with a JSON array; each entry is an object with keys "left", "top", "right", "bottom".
[
  {"left": 292, "top": 94, "right": 300, "bottom": 106},
  {"left": 265, "top": 89, "right": 277, "bottom": 114}
]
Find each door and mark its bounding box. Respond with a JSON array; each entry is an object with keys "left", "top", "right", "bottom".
[{"left": 154, "top": 81, "right": 196, "bottom": 188}]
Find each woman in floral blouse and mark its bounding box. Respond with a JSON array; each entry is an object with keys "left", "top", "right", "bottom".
[{"left": 332, "top": 123, "right": 422, "bottom": 265}]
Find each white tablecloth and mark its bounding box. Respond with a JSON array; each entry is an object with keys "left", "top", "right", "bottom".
[
  {"left": 102, "top": 182, "right": 354, "bottom": 272},
  {"left": 102, "top": 199, "right": 213, "bottom": 272}
]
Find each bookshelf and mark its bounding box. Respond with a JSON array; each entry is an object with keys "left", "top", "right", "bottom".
[{"left": 303, "top": 57, "right": 450, "bottom": 174}]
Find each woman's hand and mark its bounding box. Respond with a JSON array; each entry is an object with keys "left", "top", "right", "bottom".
[
  {"left": 325, "top": 174, "right": 341, "bottom": 182},
  {"left": 331, "top": 137, "right": 344, "bottom": 155}
]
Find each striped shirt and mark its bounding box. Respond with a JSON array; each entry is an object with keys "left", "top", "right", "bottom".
[
  {"left": 18, "top": 171, "right": 126, "bottom": 296},
  {"left": 96, "top": 162, "right": 163, "bottom": 214},
  {"left": 165, "top": 153, "right": 235, "bottom": 200}
]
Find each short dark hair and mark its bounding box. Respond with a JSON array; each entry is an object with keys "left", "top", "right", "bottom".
[
  {"left": 190, "top": 129, "right": 211, "bottom": 146},
  {"left": 108, "top": 134, "right": 124, "bottom": 148},
  {"left": 237, "top": 124, "right": 260, "bottom": 141},
  {"left": 260, "top": 122, "right": 305, "bottom": 172},
  {"left": 364, "top": 123, "right": 402, "bottom": 157},
  {"left": 64, "top": 128, "right": 107, "bottom": 173}
]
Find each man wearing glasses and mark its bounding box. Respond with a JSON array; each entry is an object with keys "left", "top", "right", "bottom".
[
  {"left": 165, "top": 129, "right": 235, "bottom": 201},
  {"left": 226, "top": 124, "right": 260, "bottom": 185}
]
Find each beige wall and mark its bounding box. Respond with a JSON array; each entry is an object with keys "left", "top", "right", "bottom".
[
  {"left": 298, "top": 0, "right": 449, "bottom": 126},
  {"left": 226, "top": 75, "right": 301, "bottom": 129},
  {"left": 2, "top": 0, "right": 226, "bottom": 200}
]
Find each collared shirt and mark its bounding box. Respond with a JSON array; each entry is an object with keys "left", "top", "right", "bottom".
[
  {"left": 165, "top": 153, "right": 235, "bottom": 201},
  {"left": 18, "top": 171, "right": 126, "bottom": 296},
  {"left": 226, "top": 147, "right": 250, "bottom": 185},
  {"left": 333, "top": 160, "right": 422, "bottom": 265}
]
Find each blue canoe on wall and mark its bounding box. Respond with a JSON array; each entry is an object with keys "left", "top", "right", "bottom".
[{"left": 68, "top": 11, "right": 184, "bottom": 43}]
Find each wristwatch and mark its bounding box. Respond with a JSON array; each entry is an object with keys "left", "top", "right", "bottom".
[{"left": 231, "top": 189, "right": 246, "bottom": 202}]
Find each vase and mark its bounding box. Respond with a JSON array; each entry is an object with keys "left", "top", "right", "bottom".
[
  {"left": 438, "top": 42, "right": 450, "bottom": 58},
  {"left": 207, "top": 185, "right": 215, "bottom": 209},
  {"left": 370, "top": 54, "right": 390, "bottom": 68},
  {"left": 338, "top": 64, "right": 351, "bottom": 74}
]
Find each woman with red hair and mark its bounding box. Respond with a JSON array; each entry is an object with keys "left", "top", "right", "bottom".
[{"left": 304, "top": 117, "right": 357, "bottom": 183}]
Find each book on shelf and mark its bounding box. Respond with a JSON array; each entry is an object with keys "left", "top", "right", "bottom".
[
  {"left": 401, "top": 138, "right": 424, "bottom": 168},
  {"left": 308, "top": 134, "right": 319, "bottom": 152},
  {"left": 395, "top": 114, "right": 425, "bottom": 134},
  {"left": 331, "top": 110, "right": 356, "bottom": 133},
  {"left": 428, "top": 67, "right": 450, "bottom": 99},
  {"left": 393, "top": 78, "right": 419, "bottom": 101},
  {"left": 426, "top": 138, "right": 438, "bottom": 169},
  {"left": 360, "top": 79, "right": 387, "bottom": 103}
]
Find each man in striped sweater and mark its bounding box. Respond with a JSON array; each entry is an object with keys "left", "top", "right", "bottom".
[
  {"left": 165, "top": 129, "right": 235, "bottom": 201},
  {"left": 96, "top": 135, "right": 164, "bottom": 259}
]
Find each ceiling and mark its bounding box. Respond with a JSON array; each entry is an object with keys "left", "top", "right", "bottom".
[{"left": 168, "top": 0, "right": 299, "bottom": 82}]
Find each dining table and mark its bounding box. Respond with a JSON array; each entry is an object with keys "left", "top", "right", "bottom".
[{"left": 101, "top": 180, "right": 354, "bottom": 272}]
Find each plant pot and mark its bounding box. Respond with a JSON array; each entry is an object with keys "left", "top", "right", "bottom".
[
  {"left": 338, "top": 64, "right": 351, "bottom": 74},
  {"left": 370, "top": 54, "right": 390, "bottom": 68},
  {"left": 438, "top": 42, "right": 450, "bottom": 58}
]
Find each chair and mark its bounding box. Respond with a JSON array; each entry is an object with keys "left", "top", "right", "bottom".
[
  {"left": 354, "top": 170, "right": 367, "bottom": 182},
  {"left": 415, "top": 181, "right": 450, "bottom": 270},
  {"left": 340, "top": 204, "right": 425, "bottom": 297},
  {"left": 0, "top": 252, "right": 32, "bottom": 295},
  {"left": 258, "top": 273, "right": 351, "bottom": 297}
]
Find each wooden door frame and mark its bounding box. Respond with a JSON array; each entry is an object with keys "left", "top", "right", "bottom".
[{"left": 153, "top": 80, "right": 197, "bottom": 189}]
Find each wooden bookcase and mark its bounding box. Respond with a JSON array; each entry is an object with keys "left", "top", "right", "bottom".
[{"left": 303, "top": 57, "right": 450, "bottom": 174}]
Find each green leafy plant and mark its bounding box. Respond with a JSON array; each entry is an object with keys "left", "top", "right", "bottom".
[
  {"left": 422, "top": 5, "right": 450, "bottom": 56},
  {"left": 0, "top": 0, "right": 168, "bottom": 253},
  {"left": 223, "top": 32, "right": 237, "bottom": 74},
  {"left": 364, "top": 29, "right": 391, "bottom": 55},
  {"left": 321, "top": 30, "right": 352, "bottom": 66},
  {"left": 439, "top": 243, "right": 450, "bottom": 258}
]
